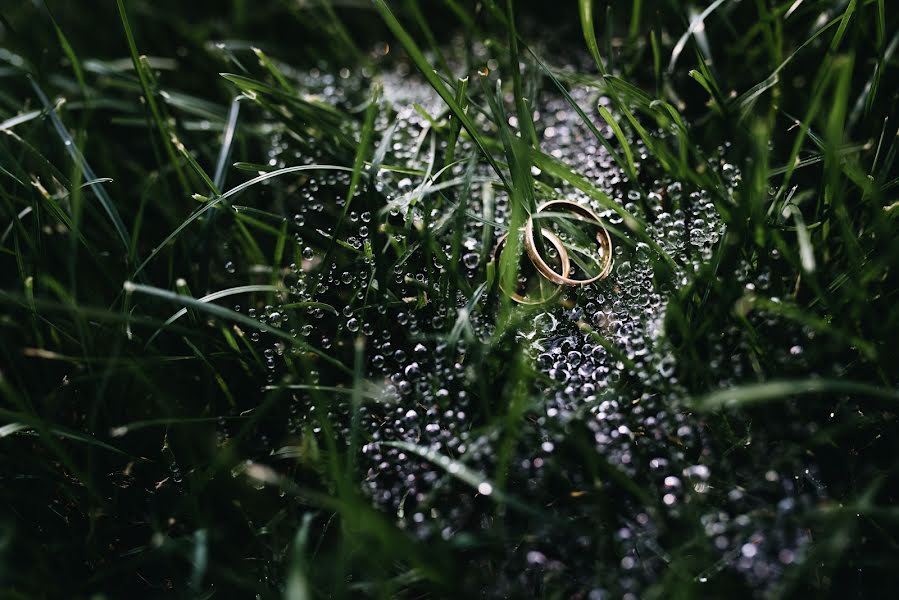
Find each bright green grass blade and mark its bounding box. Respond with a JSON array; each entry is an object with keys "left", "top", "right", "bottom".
[
  {"left": 629, "top": 0, "right": 643, "bottom": 39},
  {"left": 829, "top": 0, "right": 857, "bottom": 51},
  {"left": 171, "top": 134, "right": 220, "bottom": 196},
  {"left": 285, "top": 514, "right": 314, "bottom": 600},
  {"left": 124, "top": 281, "right": 351, "bottom": 374},
  {"left": 443, "top": 76, "right": 469, "bottom": 169},
  {"left": 596, "top": 104, "right": 637, "bottom": 182},
  {"left": 115, "top": 0, "right": 191, "bottom": 194},
  {"left": 578, "top": 0, "right": 607, "bottom": 75},
  {"left": 145, "top": 284, "right": 281, "bottom": 347},
  {"left": 480, "top": 78, "right": 538, "bottom": 304},
  {"left": 524, "top": 47, "right": 633, "bottom": 179},
  {"left": 217, "top": 73, "right": 343, "bottom": 121},
  {"left": 505, "top": 0, "right": 539, "bottom": 148}
]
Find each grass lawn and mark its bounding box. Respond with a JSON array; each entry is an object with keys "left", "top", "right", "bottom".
[{"left": 1, "top": 1, "right": 897, "bottom": 598}]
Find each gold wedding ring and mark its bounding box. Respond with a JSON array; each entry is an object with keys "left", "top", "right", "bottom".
[
  {"left": 493, "top": 228, "right": 571, "bottom": 304},
  {"left": 523, "top": 200, "right": 613, "bottom": 286}
]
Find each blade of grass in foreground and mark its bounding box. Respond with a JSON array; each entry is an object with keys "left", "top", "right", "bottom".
[
  {"left": 124, "top": 281, "right": 351, "bottom": 374},
  {"left": 115, "top": 0, "right": 191, "bottom": 194},
  {"left": 133, "top": 164, "right": 354, "bottom": 277},
  {"left": 481, "top": 78, "right": 534, "bottom": 304},
  {"left": 578, "top": 0, "right": 607, "bottom": 75},
  {"left": 667, "top": 0, "right": 730, "bottom": 73},
  {"left": 144, "top": 284, "right": 282, "bottom": 347},
  {"left": 384, "top": 440, "right": 541, "bottom": 516},
  {"left": 694, "top": 379, "right": 899, "bottom": 411},
  {"left": 505, "top": 0, "right": 539, "bottom": 148},
  {"left": 285, "top": 513, "right": 314, "bottom": 600}
]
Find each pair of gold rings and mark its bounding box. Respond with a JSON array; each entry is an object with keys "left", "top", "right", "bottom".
[{"left": 494, "top": 200, "right": 613, "bottom": 304}]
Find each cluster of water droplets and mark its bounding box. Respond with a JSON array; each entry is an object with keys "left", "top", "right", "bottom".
[{"left": 205, "top": 47, "right": 822, "bottom": 597}]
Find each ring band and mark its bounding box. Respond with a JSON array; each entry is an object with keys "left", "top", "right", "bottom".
[
  {"left": 493, "top": 228, "right": 571, "bottom": 304},
  {"left": 523, "top": 200, "right": 613, "bottom": 286}
]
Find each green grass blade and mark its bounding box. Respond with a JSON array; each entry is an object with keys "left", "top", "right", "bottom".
[
  {"left": 694, "top": 379, "right": 899, "bottom": 410},
  {"left": 578, "top": 0, "right": 607, "bottom": 75},
  {"left": 372, "top": 0, "right": 508, "bottom": 188},
  {"left": 124, "top": 281, "right": 351, "bottom": 374},
  {"left": 134, "top": 164, "right": 354, "bottom": 277},
  {"left": 115, "top": 0, "right": 192, "bottom": 194}
]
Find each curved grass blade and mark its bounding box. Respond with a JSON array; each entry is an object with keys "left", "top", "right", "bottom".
[
  {"left": 668, "top": 0, "right": 730, "bottom": 73},
  {"left": 145, "top": 284, "right": 281, "bottom": 347},
  {"left": 596, "top": 104, "right": 637, "bottom": 182},
  {"left": 133, "top": 164, "right": 354, "bottom": 277},
  {"left": 213, "top": 96, "right": 242, "bottom": 190},
  {"left": 0, "top": 109, "right": 42, "bottom": 131},
  {"left": 384, "top": 440, "right": 540, "bottom": 515},
  {"left": 528, "top": 147, "right": 676, "bottom": 268},
  {"left": 578, "top": 0, "right": 607, "bottom": 75},
  {"left": 0, "top": 409, "right": 127, "bottom": 456},
  {"left": 524, "top": 47, "right": 633, "bottom": 181}
]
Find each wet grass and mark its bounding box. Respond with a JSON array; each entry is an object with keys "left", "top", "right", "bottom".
[{"left": 1, "top": 1, "right": 898, "bottom": 598}]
